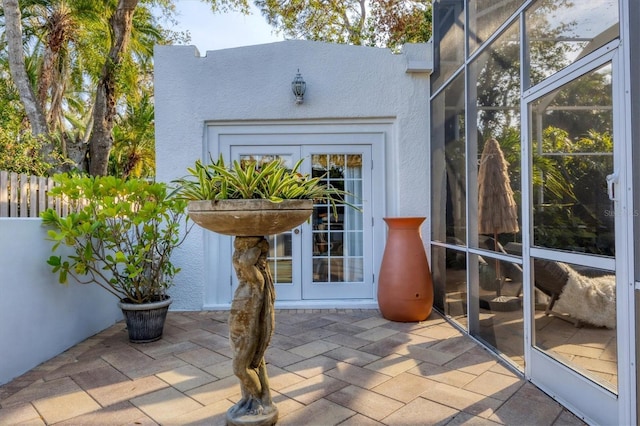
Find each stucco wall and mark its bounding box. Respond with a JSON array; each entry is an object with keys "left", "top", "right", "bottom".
[
  {"left": 154, "top": 40, "right": 431, "bottom": 310},
  {"left": 0, "top": 219, "right": 122, "bottom": 385}
]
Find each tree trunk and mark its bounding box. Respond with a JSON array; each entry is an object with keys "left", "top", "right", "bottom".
[
  {"left": 3, "top": 0, "right": 53, "bottom": 156},
  {"left": 88, "top": 0, "right": 139, "bottom": 176}
]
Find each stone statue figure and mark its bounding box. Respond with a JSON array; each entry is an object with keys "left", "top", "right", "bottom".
[
  {"left": 185, "top": 197, "right": 315, "bottom": 425},
  {"left": 226, "top": 236, "right": 278, "bottom": 426}
]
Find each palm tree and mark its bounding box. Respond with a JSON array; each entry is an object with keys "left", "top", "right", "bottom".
[
  {"left": 110, "top": 88, "right": 156, "bottom": 179},
  {"left": 2, "top": 0, "right": 166, "bottom": 174}
]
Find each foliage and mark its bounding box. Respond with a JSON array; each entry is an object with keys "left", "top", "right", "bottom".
[
  {"left": 2, "top": 0, "right": 431, "bottom": 176},
  {"left": 1, "top": 0, "right": 248, "bottom": 176},
  {"left": 532, "top": 127, "right": 614, "bottom": 255},
  {"left": 175, "top": 154, "right": 358, "bottom": 215},
  {"left": 0, "top": 72, "right": 67, "bottom": 174},
  {"left": 0, "top": 67, "right": 25, "bottom": 131},
  {"left": 475, "top": 23, "right": 521, "bottom": 139},
  {"left": 0, "top": 130, "right": 55, "bottom": 175},
  {"left": 255, "top": 0, "right": 432, "bottom": 50},
  {"left": 367, "top": 0, "right": 432, "bottom": 49},
  {"left": 533, "top": 204, "right": 600, "bottom": 254},
  {"left": 109, "top": 90, "right": 156, "bottom": 178},
  {"left": 41, "top": 174, "right": 191, "bottom": 303}
]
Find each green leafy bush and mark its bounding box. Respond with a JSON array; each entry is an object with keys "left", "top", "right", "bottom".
[
  {"left": 0, "top": 132, "right": 53, "bottom": 176},
  {"left": 41, "top": 174, "right": 191, "bottom": 303}
]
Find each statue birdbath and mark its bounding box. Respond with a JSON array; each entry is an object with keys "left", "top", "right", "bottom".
[
  {"left": 176, "top": 155, "right": 349, "bottom": 425},
  {"left": 188, "top": 199, "right": 313, "bottom": 426}
]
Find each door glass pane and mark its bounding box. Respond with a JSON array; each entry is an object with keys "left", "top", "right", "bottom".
[
  {"left": 526, "top": 0, "right": 619, "bottom": 88},
  {"left": 468, "top": 0, "right": 523, "bottom": 55},
  {"left": 268, "top": 234, "right": 292, "bottom": 284},
  {"left": 474, "top": 252, "right": 525, "bottom": 370},
  {"left": 431, "top": 71, "right": 466, "bottom": 246},
  {"left": 534, "top": 258, "right": 617, "bottom": 393},
  {"left": 239, "top": 154, "right": 295, "bottom": 285},
  {"left": 529, "top": 62, "right": 617, "bottom": 393},
  {"left": 472, "top": 20, "right": 521, "bottom": 249},
  {"left": 530, "top": 64, "right": 614, "bottom": 256},
  {"left": 432, "top": 245, "right": 468, "bottom": 326},
  {"left": 432, "top": 0, "right": 465, "bottom": 91},
  {"left": 311, "top": 154, "right": 364, "bottom": 283},
  {"left": 239, "top": 154, "right": 294, "bottom": 169}
]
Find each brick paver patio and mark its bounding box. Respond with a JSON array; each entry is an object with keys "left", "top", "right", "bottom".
[{"left": 0, "top": 309, "right": 586, "bottom": 425}]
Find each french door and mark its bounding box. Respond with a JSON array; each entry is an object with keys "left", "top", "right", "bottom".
[
  {"left": 225, "top": 138, "right": 376, "bottom": 301},
  {"left": 523, "top": 43, "right": 633, "bottom": 425}
]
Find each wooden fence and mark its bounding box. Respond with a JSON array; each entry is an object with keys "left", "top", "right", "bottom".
[{"left": 0, "top": 171, "right": 76, "bottom": 218}]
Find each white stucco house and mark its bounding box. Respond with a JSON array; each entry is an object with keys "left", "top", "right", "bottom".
[
  {"left": 154, "top": 40, "right": 432, "bottom": 310},
  {"left": 155, "top": 0, "right": 640, "bottom": 424}
]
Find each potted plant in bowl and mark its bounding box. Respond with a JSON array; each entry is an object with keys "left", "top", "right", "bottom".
[
  {"left": 175, "top": 154, "right": 353, "bottom": 426},
  {"left": 40, "top": 174, "right": 191, "bottom": 343},
  {"left": 177, "top": 154, "right": 347, "bottom": 234}
]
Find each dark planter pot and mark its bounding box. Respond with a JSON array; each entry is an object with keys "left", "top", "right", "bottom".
[{"left": 118, "top": 296, "right": 172, "bottom": 343}]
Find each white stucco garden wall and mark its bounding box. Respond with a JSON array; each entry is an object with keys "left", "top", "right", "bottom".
[
  {"left": 0, "top": 220, "right": 122, "bottom": 386},
  {"left": 154, "top": 40, "right": 431, "bottom": 310}
]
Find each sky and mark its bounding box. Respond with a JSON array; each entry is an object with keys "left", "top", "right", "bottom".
[{"left": 168, "top": 0, "right": 285, "bottom": 55}]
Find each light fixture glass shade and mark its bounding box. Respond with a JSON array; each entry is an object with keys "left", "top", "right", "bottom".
[{"left": 291, "top": 70, "right": 306, "bottom": 104}]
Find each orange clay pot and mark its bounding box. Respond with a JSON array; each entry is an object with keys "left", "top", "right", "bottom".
[{"left": 377, "top": 217, "right": 434, "bottom": 322}]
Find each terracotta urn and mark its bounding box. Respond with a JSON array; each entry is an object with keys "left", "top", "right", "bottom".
[
  {"left": 187, "top": 199, "right": 313, "bottom": 236},
  {"left": 377, "top": 217, "right": 434, "bottom": 322}
]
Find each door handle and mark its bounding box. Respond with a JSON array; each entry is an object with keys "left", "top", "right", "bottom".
[
  {"left": 293, "top": 228, "right": 300, "bottom": 234},
  {"left": 606, "top": 171, "right": 619, "bottom": 201}
]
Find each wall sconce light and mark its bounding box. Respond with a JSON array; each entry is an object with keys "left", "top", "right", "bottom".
[{"left": 291, "top": 69, "right": 306, "bottom": 104}]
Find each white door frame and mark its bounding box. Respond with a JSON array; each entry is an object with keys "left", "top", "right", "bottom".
[
  {"left": 299, "top": 144, "right": 374, "bottom": 300},
  {"left": 201, "top": 120, "right": 391, "bottom": 309},
  {"left": 521, "top": 40, "right": 635, "bottom": 426}
]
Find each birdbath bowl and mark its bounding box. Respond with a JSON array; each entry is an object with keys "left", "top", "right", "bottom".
[
  {"left": 187, "top": 199, "right": 313, "bottom": 426},
  {"left": 188, "top": 199, "right": 313, "bottom": 236}
]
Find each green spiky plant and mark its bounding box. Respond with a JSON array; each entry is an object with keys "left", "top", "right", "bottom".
[{"left": 175, "top": 154, "right": 358, "bottom": 216}]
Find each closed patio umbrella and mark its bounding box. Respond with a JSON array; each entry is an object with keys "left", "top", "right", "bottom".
[{"left": 478, "top": 138, "right": 519, "bottom": 301}]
